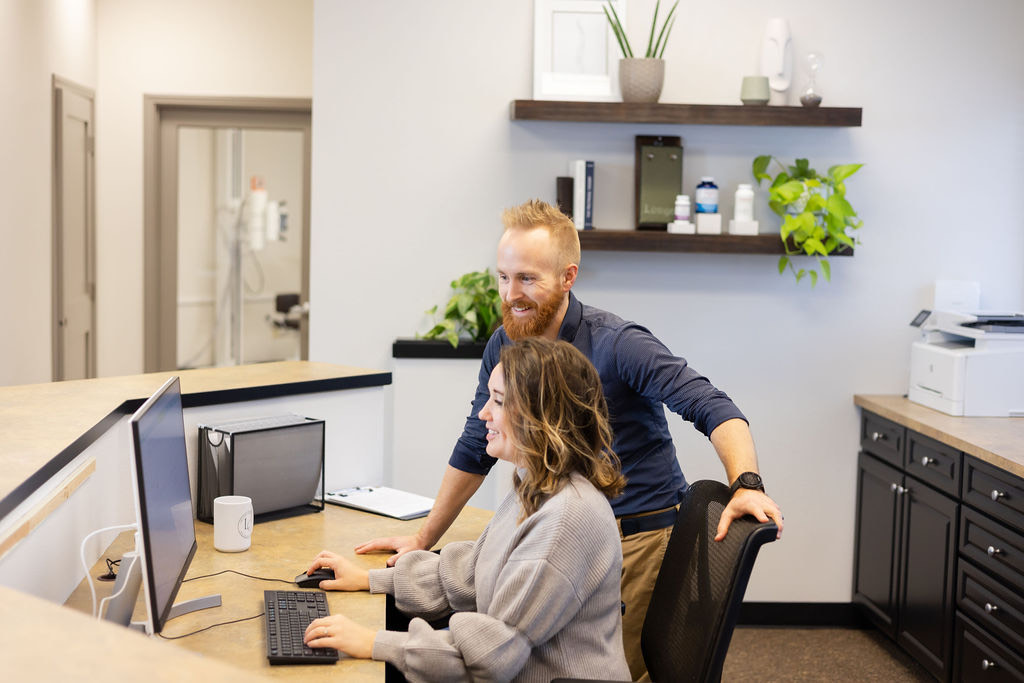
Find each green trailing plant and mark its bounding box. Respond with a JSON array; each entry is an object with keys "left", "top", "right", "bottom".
[
  {"left": 603, "top": 0, "right": 679, "bottom": 59},
  {"left": 420, "top": 269, "right": 502, "bottom": 348},
  {"left": 752, "top": 156, "right": 864, "bottom": 286}
]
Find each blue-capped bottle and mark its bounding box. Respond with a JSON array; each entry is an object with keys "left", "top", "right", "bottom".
[{"left": 695, "top": 177, "right": 719, "bottom": 214}]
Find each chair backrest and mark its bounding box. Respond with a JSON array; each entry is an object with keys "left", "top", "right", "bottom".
[{"left": 640, "top": 480, "right": 778, "bottom": 682}]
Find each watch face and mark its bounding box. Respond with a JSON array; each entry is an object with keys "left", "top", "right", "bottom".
[{"left": 740, "top": 472, "right": 762, "bottom": 487}]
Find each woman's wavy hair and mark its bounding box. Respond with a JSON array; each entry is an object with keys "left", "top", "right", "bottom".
[{"left": 499, "top": 338, "right": 625, "bottom": 519}]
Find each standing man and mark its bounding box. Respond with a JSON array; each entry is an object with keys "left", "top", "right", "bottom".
[{"left": 357, "top": 199, "right": 783, "bottom": 680}]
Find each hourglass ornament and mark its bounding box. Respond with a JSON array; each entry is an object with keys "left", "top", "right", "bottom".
[{"left": 800, "top": 52, "right": 823, "bottom": 108}]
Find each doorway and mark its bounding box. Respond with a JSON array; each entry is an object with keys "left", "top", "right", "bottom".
[
  {"left": 143, "top": 97, "right": 311, "bottom": 372},
  {"left": 52, "top": 76, "right": 97, "bottom": 381}
]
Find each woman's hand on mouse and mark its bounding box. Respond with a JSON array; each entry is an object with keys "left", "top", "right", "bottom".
[
  {"left": 307, "top": 550, "right": 370, "bottom": 591},
  {"left": 305, "top": 613, "right": 375, "bottom": 658}
]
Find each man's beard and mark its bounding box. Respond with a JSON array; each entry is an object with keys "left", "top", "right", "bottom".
[{"left": 502, "top": 291, "right": 564, "bottom": 341}]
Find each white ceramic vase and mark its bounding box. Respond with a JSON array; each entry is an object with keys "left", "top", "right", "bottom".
[{"left": 619, "top": 58, "right": 665, "bottom": 103}]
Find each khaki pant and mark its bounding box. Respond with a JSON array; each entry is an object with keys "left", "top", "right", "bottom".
[{"left": 618, "top": 516, "right": 673, "bottom": 682}]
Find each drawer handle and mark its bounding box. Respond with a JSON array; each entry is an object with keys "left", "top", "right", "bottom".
[
  {"left": 889, "top": 483, "right": 907, "bottom": 495},
  {"left": 920, "top": 456, "right": 936, "bottom": 467},
  {"left": 987, "top": 545, "right": 1003, "bottom": 557},
  {"left": 982, "top": 659, "right": 998, "bottom": 671},
  {"left": 984, "top": 602, "right": 999, "bottom": 614},
  {"left": 990, "top": 489, "right": 1006, "bottom": 502},
  {"left": 871, "top": 431, "right": 886, "bottom": 442}
]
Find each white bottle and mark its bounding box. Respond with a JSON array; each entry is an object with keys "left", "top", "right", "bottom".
[
  {"left": 734, "top": 184, "right": 754, "bottom": 222},
  {"left": 674, "top": 195, "right": 691, "bottom": 221}
]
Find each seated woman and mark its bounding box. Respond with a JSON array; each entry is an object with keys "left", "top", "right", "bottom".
[{"left": 303, "top": 338, "right": 630, "bottom": 682}]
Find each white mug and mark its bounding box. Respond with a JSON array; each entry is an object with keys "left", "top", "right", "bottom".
[{"left": 214, "top": 495, "right": 253, "bottom": 552}]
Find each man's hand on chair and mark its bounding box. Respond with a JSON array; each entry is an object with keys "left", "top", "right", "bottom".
[{"left": 715, "top": 489, "right": 783, "bottom": 541}]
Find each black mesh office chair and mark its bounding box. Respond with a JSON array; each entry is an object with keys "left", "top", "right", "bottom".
[{"left": 555, "top": 479, "right": 779, "bottom": 683}]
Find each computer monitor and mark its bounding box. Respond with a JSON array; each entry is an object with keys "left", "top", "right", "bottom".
[{"left": 125, "top": 376, "right": 219, "bottom": 634}]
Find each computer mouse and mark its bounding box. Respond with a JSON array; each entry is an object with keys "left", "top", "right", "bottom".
[{"left": 294, "top": 568, "right": 335, "bottom": 589}]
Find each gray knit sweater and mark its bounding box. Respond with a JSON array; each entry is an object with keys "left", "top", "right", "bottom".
[{"left": 368, "top": 472, "right": 630, "bottom": 683}]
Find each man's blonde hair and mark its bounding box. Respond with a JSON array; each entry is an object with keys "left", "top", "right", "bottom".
[{"left": 501, "top": 199, "right": 581, "bottom": 270}]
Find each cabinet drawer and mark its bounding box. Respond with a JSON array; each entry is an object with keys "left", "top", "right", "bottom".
[
  {"left": 957, "top": 561, "right": 1024, "bottom": 655},
  {"left": 861, "top": 412, "right": 904, "bottom": 467},
  {"left": 960, "top": 507, "right": 1024, "bottom": 591},
  {"left": 954, "top": 614, "right": 1024, "bottom": 683},
  {"left": 963, "top": 456, "right": 1024, "bottom": 531},
  {"left": 906, "top": 431, "right": 961, "bottom": 496}
]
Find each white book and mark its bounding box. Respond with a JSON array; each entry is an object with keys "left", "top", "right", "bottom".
[
  {"left": 324, "top": 486, "right": 434, "bottom": 521},
  {"left": 570, "top": 159, "right": 587, "bottom": 230}
]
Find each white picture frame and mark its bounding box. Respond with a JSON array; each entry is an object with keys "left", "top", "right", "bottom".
[{"left": 533, "top": 0, "right": 625, "bottom": 101}]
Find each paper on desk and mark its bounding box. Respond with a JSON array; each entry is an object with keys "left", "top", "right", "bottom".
[{"left": 324, "top": 486, "right": 434, "bottom": 521}]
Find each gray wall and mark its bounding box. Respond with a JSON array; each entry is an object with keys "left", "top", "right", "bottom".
[{"left": 310, "top": 0, "right": 1024, "bottom": 602}]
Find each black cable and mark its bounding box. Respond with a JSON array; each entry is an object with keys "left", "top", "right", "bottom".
[
  {"left": 98, "top": 557, "right": 121, "bottom": 582},
  {"left": 183, "top": 568, "right": 294, "bottom": 585},
  {"left": 156, "top": 611, "right": 265, "bottom": 640}
]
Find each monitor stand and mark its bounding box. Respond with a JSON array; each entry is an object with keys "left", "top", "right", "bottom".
[{"left": 102, "top": 551, "right": 221, "bottom": 633}]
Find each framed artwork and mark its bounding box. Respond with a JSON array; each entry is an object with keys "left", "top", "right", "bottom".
[{"left": 533, "top": 0, "right": 625, "bottom": 101}]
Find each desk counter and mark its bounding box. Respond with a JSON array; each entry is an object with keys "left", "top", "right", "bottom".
[
  {"left": 0, "top": 361, "right": 390, "bottom": 535},
  {"left": 59, "top": 503, "right": 492, "bottom": 680}
]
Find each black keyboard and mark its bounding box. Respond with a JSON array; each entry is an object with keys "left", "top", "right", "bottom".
[{"left": 264, "top": 590, "right": 339, "bottom": 665}]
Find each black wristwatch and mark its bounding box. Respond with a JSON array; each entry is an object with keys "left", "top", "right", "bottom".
[{"left": 730, "top": 472, "right": 765, "bottom": 495}]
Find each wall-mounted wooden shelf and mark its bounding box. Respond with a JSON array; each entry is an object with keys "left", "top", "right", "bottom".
[
  {"left": 511, "top": 100, "right": 862, "bottom": 127},
  {"left": 578, "top": 230, "right": 854, "bottom": 255}
]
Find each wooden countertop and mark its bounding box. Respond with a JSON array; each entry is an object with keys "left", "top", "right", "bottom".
[
  {"left": 854, "top": 395, "right": 1024, "bottom": 479},
  {"left": 61, "top": 502, "right": 492, "bottom": 680},
  {"left": 0, "top": 361, "right": 390, "bottom": 516},
  {"left": 2, "top": 583, "right": 270, "bottom": 680}
]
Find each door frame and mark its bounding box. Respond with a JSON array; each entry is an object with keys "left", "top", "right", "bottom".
[
  {"left": 52, "top": 75, "right": 97, "bottom": 380},
  {"left": 143, "top": 96, "right": 312, "bottom": 372}
]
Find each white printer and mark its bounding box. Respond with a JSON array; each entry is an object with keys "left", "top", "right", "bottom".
[{"left": 908, "top": 310, "right": 1024, "bottom": 417}]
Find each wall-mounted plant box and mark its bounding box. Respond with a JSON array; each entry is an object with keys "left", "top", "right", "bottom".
[{"left": 392, "top": 339, "right": 487, "bottom": 360}]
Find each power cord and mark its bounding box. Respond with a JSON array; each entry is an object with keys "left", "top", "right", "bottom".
[
  {"left": 97, "top": 557, "right": 120, "bottom": 582},
  {"left": 156, "top": 570, "right": 296, "bottom": 639},
  {"left": 156, "top": 611, "right": 265, "bottom": 640},
  {"left": 183, "top": 569, "right": 294, "bottom": 585},
  {"left": 79, "top": 523, "right": 137, "bottom": 618}
]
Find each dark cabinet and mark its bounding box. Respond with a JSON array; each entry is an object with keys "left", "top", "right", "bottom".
[
  {"left": 854, "top": 414, "right": 960, "bottom": 681},
  {"left": 853, "top": 453, "right": 903, "bottom": 637},
  {"left": 897, "top": 478, "right": 959, "bottom": 679},
  {"left": 855, "top": 408, "right": 1024, "bottom": 682}
]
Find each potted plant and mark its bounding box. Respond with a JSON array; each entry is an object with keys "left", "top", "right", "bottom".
[
  {"left": 603, "top": 0, "right": 679, "bottom": 103},
  {"left": 420, "top": 269, "right": 502, "bottom": 348},
  {"left": 752, "top": 155, "right": 863, "bottom": 286}
]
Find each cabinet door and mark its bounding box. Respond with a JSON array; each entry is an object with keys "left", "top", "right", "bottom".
[
  {"left": 853, "top": 452, "right": 903, "bottom": 638},
  {"left": 897, "top": 475, "right": 959, "bottom": 681}
]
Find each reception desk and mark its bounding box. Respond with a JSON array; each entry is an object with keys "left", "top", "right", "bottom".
[
  {"left": 0, "top": 362, "right": 393, "bottom": 602},
  {"left": 0, "top": 361, "right": 496, "bottom": 679}
]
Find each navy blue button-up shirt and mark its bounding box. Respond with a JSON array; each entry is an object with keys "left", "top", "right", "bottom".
[{"left": 449, "top": 293, "right": 747, "bottom": 516}]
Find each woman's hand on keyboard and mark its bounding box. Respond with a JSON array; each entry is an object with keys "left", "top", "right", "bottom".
[{"left": 305, "top": 613, "right": 374, "bottom": 659}]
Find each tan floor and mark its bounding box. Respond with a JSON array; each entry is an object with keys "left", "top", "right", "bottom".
[{"left": 723, "top": 627, "right": 933, "bottom": 682}]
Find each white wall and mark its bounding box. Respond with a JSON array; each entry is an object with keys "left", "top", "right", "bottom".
[
  {"left": 0, "top": 0, "right": 96, "bottom": 386},
  {"left": 311, "top": 0, "right": 1024, "bottom": 602},
  {"left": 94, "top": 0, "right": 312, "bottom": 377}
]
